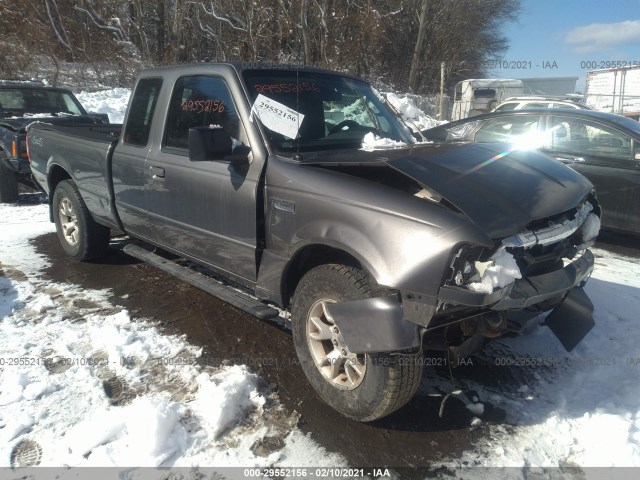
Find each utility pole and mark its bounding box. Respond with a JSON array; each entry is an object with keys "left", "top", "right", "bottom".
[{"left": 438, "top": 61, "right": 445, "bottom": 119}]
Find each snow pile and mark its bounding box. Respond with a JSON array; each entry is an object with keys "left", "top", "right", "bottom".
[
  {"left": 76, "top": 88, "right": 131, "bottom": 123},
  {"left": 467, "top": 247, "right": 522, "bottom": 294},
  {"left": 432, "top": 244, "right": 640, "bottom": 471},
  {"left": 361, "top": 131, "right": 408, "bottom": 151},
  {"left": 0, "top": 202, "right": 345, "bottom": 469},
  {"left": 385, "top": 92, "right": 447, "bottom": 131},
  {"left": 195, "top": 367, "right": 265, "bottom": 439}
]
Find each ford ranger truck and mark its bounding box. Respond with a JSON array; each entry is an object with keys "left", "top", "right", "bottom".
[{"left": 27, "top": 63, "right": 600, "bottom": 421}]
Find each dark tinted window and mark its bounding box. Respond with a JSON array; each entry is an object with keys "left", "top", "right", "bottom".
[
  {"left": 123, "top": 78, "right": 162, "bottom": 146},
  {"left": 522, "top": 102, "right": 550, "bottom": 109},
  {"left": 494, "top": 103, "right": 517, "bottom": 112},
  {"left": 164, "top": 76, "right": 239, "bottom": 149},
  {"left": 0, "top": 88, "right": 85, "bottom": 116},
  {"left": 548, "top": 116, "right": 632, "bottom": 160},
  {"left": 474, "top": 88, "right": 496, "bottom": 99}
]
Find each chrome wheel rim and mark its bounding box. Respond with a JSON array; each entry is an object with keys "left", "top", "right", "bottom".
[
  {"left": 59, "top": 197, "right": 79, "bottom": 246},
  {"left": 306, "top": 298, "right": 367, "bottom": 390}
]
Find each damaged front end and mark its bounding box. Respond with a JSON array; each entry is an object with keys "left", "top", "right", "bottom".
[
  {"left": 324, "top": 194, "right": 600, "bottom": 358},
  {"left": 437, "top": 195, "right": 600, "bottom": 353}
]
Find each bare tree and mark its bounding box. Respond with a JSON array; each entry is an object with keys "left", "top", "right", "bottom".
[{"left": 408, "top": 0, "right": 428, "bottom": 92}]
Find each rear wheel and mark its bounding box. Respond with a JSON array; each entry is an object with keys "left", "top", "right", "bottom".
[
  {"left": 291, "top": 264, "right": 423, "bottom": 421},
  {"left": 52, "top": 180, "right": 110, "bottom": 261},
  {"left": 0, "top": 160, "right": 19, "bottom": 203}
]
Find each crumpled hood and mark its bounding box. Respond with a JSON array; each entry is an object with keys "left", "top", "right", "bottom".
[{"left": 298, "top": 142, "right": 594, "bottom": 239}]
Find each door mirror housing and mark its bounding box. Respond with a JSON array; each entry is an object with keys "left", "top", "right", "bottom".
[{"left": 188, "top": 126, "right": 233, "bottom": 161}]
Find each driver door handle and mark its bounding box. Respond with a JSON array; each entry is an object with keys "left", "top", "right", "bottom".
[{"left": 150, "top": 166, "right": 165, "bottom": 178}]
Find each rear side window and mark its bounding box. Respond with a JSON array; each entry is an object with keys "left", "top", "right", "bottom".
[
  {"left": 494, "top": 103, "right": 517, "bottom": 112},
  {"left": 548, "top": 116, "right": 632, "bottom": 161},
  {"left": 123, "top": 78, "right": 163, "bottom": 146},
  {"left": 474, "top": 89, "right": 496, "bottom": 99},
  {"left": 522, "top": 102, "right": 550, "bottom": 109},
  {"left": 164, "top": 75, "right": 239, "bottom": 149},
  {"left": 475, "top": 115, "right": 541, "bottom": 143}
]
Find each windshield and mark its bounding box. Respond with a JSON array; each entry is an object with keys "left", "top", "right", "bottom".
[
  {"left": 242, "top": 70, "right": 414, "bottom": 153},
  {"left": 0, "top": 88, "right": 86, "bottom": 117}
]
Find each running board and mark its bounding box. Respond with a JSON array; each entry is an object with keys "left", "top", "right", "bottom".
[{"left": 123, "top": 244, "right": 280, "bottom": 320}]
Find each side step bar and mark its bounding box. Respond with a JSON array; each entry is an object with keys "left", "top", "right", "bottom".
[{"left": 123, "top": 244, "right": 280, "bottom": 320}]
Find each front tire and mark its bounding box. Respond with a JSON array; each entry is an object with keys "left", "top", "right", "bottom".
[
  {"left": 52, "top": 180, "right": 110, "bottom": 261},
  {"left": 291, "top": 264, "right": 423, "bottom": 421}
]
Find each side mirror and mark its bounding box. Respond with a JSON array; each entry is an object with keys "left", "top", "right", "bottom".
[{"left": 188, "top": 126, "right": 233, "bottom": 161}]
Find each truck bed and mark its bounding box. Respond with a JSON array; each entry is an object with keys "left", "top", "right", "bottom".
[{"left": 28, "top": 123, "right": 123, "bottom": 227}]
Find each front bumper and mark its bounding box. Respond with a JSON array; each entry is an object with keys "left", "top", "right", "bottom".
[
  {"left": 321, "top": 250, "right": 595, "bottom": 355},
  {"left": 437, "top": 249, "right": 594, "bottom": 310}
]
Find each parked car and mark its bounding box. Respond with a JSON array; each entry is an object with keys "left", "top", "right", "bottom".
[
  {"left": 0, "top": 80, "right": 108, "bottom": 202},
  {"left": 493, "top": 96, "right": 591, "bottom": 112},
  {"left": 28, "top": 64, "right": 600, "bottom": 421},
  {"left": 422, "top": 109, "right": 640, "bottom": 235}
]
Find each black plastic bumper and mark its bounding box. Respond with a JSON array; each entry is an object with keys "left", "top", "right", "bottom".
[
  {"left": 1, "top": 157, "right": 31, "bottom": 175},
  {"left": 324, "top": 295, "right": 421, "bottom": 354},
  {"left": 438, "top": 250, "right": 594, "bottom": 310}
]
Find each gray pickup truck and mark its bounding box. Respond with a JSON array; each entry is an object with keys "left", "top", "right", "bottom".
[{"left": 27, "top": 63, "right": 600, "bottom": 421}]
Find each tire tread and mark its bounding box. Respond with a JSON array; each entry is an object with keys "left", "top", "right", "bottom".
[{"left": 292, "top": 263, "right": 423, "bottom": 422}]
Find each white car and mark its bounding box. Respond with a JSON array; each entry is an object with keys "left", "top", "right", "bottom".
[{"left": 493, "top": 96, "right": 591, "bottom": 112}]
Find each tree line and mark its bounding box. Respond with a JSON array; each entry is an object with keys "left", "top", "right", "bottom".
[{"left": 0, "top": 0, "right": 520, "bottom": 93}]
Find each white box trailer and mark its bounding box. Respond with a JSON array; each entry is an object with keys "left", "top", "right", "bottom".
[
  {"left": 585, "top": 66, "right": 640, "bottom": 120},
  {"left": 451, "top": 79, "right": 524, "bottom": 120}
]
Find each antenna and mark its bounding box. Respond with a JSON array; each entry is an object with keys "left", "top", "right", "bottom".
[{"left": 296, "top": 60, "right": 301, "bottom": 161}]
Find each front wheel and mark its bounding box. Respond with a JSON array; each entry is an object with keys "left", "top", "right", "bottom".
[
  {"left": 52, "top": 180, "right": 110, "bottom": 261},
  {"left": 291, "top": 264, "right": 423, "bottom": 421}
]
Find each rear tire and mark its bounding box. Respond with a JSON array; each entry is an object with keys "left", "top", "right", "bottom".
[
  {"left": 0, "top": 161, "right": 19, "bottom": 203},
  {"left": 291, "top": 264, "right": 423, "bottom": 421},
  {"left": 52, "top": 180, "right": 110, "bottom": 261}
]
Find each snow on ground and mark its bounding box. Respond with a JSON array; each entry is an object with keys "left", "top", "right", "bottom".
[
  {"left": 429, "top": 245, "right": 640, "bottom": 473},
  {"left": 3, "top": 203, "right": 640, "bottom": 474},
  {"left": 0, "top": 203, "right": 345, "bottom": 469},
  {"left": 76, "top": 88, "right": 131, "bottom": 124}
]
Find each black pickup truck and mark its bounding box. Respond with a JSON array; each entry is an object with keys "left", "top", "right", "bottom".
[
  {"left": 0, "top": 80, "right": 108, "bottom": 202},
  {"left": 27, "top": 63, "right": 600, "bottom": 421}
]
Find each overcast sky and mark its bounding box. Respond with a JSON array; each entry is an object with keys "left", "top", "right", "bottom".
[{"left": 492, "top": 0, "right": 640, "bottom": 91}]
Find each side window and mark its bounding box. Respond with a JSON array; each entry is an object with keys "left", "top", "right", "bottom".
[
  {"left": 548, "top": 116, "right": 632, "bottom": 160},
  {"left": 522, "top": 102, "right": 550, "bottom": 109},
  {"left": 475, "top": 115, "right": 540, "bottom": 143},
  {"left": 474, "top": 88, "right": 496, "bottom": 99},
  {"left": 123, "top": 78, "right": 163, "bottom": 146},
  {"left": 494, "top": 103, "right": 517, "bottom": 112},
  {"left": 164, "top": 76, "right": 240, "bottom": 149}
]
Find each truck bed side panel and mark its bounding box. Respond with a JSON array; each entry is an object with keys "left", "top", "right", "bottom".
[{"left": 28, "top": 123, "right": 122, "bottom": 227}]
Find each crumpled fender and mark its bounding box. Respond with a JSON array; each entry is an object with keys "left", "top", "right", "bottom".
[{"left": 324, "top": 295, "right": 421, "bottom": 353}]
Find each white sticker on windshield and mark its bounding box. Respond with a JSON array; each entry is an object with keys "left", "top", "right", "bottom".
[{"left": 250, "top": 94, "right": 305, "bottom": 139}]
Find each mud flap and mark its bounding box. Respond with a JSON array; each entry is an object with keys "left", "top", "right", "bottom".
[{"left": 543, "top": 286, "right": 594, "bottom": 352}]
